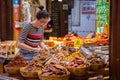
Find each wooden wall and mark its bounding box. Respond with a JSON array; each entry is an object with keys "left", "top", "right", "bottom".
[{"left": 0, "top": 0, "right": 13, "bottom": 40}]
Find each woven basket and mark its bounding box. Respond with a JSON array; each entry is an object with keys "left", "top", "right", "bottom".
[
  {"left": 38, "top": 72, "right": 70, "bottom": 80},
  {"left": 4, "top": 65, "right": 20, "bottom": 75},
  {"left": 20, "top": 67, "right": 41, "bottom": 79},
  {"left": 90, "top": 64, "right": 105, "bottom": 71},
  {"left": 67, "top": 67, "right": 89, "bottom": 76}
]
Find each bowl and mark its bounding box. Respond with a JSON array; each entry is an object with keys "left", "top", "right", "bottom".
[
  {"left": 38, "top": 71, "right": 70, "bottom": 80},
  {"left": 4, "top": 65, "right": 20, "bottom": 75},
  {"left": 20, "top": 67, "right": 41, "bottom": 79},
  {"left": 67, "top": 67, "right": 89, "bottom": 76}
]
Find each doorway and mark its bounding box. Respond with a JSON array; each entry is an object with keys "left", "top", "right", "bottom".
[{"left": 46, "top": 0, "right": 68, "bottom": 37}]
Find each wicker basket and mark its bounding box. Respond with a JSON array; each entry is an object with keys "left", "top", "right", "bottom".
[
  {"left": 67, "top": 67, "right": 89, "bottom": 76},
  {"left": 38, "top": 71, "right": 70, "bottom": 80},
  {"left": 20, "top": 67, "right": 41, "bottom": 79},
  {"left": 90, "top": 64, "right": 105, "bottom": 71},
  {"left": 4, "top": 65, "right": 20, "bottom": 75}
]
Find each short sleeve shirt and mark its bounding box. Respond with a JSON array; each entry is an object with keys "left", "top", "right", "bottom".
[{"left": 19, "top": 23, "right": 44, "bottom": 48}]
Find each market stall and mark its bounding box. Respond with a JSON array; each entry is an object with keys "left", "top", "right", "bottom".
[{"left": 0, "top": 33, "right": 109, "bottom": 80}]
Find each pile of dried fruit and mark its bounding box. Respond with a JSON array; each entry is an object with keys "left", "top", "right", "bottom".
[
  {"left": 34, "top": 50, "right": 51, "bottom": 64},
  {"left": 24, "top": 57, "right": 43, "bottom": 72},
  {"left": 42, "top": 62, "right": 69, "bottom": 76},
  {"left": 54, "top": 53, "right": 67, "bottom": 64},
  {"left": 66, "top": 57, "right": 89, "bottom": 68},
  {"left": 6, "top": 55, "right": 28, "bottom": 67}
]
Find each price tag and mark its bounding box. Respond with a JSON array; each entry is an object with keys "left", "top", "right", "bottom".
[{"left": 74, "top": 39, "right": 83, "bottom": 48}]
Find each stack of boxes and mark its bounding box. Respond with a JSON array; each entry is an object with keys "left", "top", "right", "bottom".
[
  {"left": 0, "top": 41, "right": 17, "bottom": 73},
  {"left": 0, "top": 41, "right": 17, "bottom": 59}
]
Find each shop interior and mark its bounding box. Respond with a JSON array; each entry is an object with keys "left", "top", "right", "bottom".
[{"left": 0, "top": 0, "right": 120, "bottom": 80}]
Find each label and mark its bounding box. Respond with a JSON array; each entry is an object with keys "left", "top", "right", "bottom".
[{"left": 100, "top": 27, "right": 104, "bottom": 33}]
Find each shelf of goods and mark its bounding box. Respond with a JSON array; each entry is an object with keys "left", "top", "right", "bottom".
[
  {"left": 96, "top": 0, "right": 110, "bottom": 35},
  {"left": 0, "top": 40, "right": 17, "bottom": 74},
  {"left": 0, "top": 41, "right": 17, "bottom": 59}
]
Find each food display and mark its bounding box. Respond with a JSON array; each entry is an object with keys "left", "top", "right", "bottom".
[
  {"left": 24, "top": 58, "right": 43, "bottom": 72},
  {"left": 67, "top": 52, "right": 85, "bottom": 61},
  {"left": 4, "top": 55, "right": 28, "bottom": 75},
  {"left": 20, "top": 55, "right": 44, "bottom": 78},
  {"left": 54, "top": 53, "right": 67, "bottom": 65},
  {"left": 60, "top": 50, "right": 69, "bottom": 57},
  {"left": 66, "top": 57, "right": 89, "bottom": 76},
  {"left": 44, "top": 40, "right": 56, "bottom": 48},
  {"left": 62, "top": 47, "right": 76, "bottom": 55},
  {"left": 5, "top": 55, "right": 28, "bottom": 67},
  {"left": 45, "top": 52, "right": 67, "bottom": 66},
  {"left": 41, "top": 62, "right": 69, "bottom": 76},
  {"left": 88, "top": 55, "right": 105, "bottom": 64},
  {"left": 88, "top": 54, "right": 105, "bottom": 70},
  {"left": 39, "top": 61, "right": 70, "bottom": 80},
  {"left": 94, "top": 33, "right": 109, "bottom": 46},
  {"left": 33, "top": 50, "right": 52, "bottom": 64},
  {"left": 1, "top": 33, "right": 109, "bottom": 79},
  {"left": 66, "top": 57, "right": 89, "bottom": 68}
]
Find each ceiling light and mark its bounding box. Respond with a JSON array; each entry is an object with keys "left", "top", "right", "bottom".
[{"left": 58, "top": 0, "right": 62, "bottom": 2}]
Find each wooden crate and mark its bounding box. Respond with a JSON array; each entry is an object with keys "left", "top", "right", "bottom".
[{"left": 1, "top": 41, "right": 17, "bottom": 58}]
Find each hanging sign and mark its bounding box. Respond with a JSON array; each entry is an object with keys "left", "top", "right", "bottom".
[{"left": 82, "top": 1, "right": 96, "bottom": 14}]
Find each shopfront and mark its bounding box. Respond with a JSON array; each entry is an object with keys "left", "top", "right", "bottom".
[{"left": 0, "top": 0, "right": 120, "bottom": 80}]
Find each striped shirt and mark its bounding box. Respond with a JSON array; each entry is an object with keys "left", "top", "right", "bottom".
[{"left": 19, "top": 23, "right": 44, "bottom": 49}]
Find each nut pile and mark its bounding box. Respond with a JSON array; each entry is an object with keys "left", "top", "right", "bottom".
[{"left": 88, "top": 55, "right": 105, "bottom": 64}]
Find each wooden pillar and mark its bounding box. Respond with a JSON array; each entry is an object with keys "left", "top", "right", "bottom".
[
  {"left": 110, "top": 0, "right": 120, "bottom": 79},
  {"left": 0, "top": 0, "right": 7, "bottom": 40},
  {"left": 0, "top": 0, "right": 13, "bottom": 40}
]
